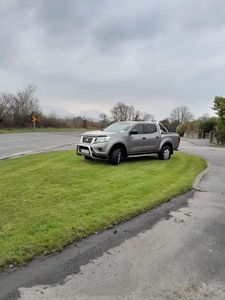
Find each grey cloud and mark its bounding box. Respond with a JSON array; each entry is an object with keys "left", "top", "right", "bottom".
[
  {"left": 182, "top": 1, "right": 225, "bottom": 32},
  {"left": 0, "top": 0, "right": 224, "bottom": 120},
  {"left": 92, "top": 12, "right": 165, "bottom": 53}
]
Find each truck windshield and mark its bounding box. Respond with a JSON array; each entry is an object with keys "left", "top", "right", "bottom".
[{"left": 103, "top": 123, "right": 133, "bottom": 133}]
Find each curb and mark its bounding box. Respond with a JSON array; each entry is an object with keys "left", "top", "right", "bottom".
[{"left": 193, "top": 161, "right": 212, "bottom": 191}]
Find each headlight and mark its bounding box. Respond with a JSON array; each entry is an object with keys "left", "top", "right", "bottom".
[
  {"left": 80, "top": 136, "right": 83, "bottom": 142},
  {"left": 94, "top": 136, "right": 110, "bottom": 143}
]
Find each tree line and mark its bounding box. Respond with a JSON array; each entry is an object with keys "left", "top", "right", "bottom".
[
  {"left": 175, "top": 96, "right": 225, "bottom": 144},
  {"left": 0, "top": 85, "right": 88, "bottom": 129},
  {"left": 0, "top": 85, "right": 40, "bottom": 128},
  {"left": 0, "top": 85, "right": 156, "bottom": 129},
  {"left": 1, "top": 85, "right": 225, "bottom": 144}
]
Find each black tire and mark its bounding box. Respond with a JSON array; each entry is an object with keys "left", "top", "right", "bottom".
[
  {"left": 158, "top": 145, "right": 171, "bottom": 160},
  {"left": 110, "top": 148, "right": 122, "bottom": 165},
  {"left": 84, "top": 156, "right": 91, "bottom": 160}
]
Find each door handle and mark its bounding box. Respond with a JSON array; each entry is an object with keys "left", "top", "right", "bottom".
[{"left": 142, "top": 137, "right": 146, "bottom": 139}]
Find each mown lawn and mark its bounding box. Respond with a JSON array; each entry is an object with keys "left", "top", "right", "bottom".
[
  {"left": 0, "top": 151, "right": 207, "bottom": 270},
  {"left": 0, "top": 128, "right": 85, "bottom": 134}
]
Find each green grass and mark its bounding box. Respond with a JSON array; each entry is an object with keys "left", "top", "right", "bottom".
[
  {"left": 0, "top": 128, "right": 86, "bottom": 134},
  {"left": 0, "top": 151, "right": 207, "bottom": 270}
]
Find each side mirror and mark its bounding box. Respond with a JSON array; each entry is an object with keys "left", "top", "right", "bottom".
[{"left": 130, "top": 130, "right": 138, "bottom": 135}]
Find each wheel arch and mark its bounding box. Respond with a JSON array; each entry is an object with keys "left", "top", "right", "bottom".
[
  {"left": 159, "top": 142, "right": 173, "bottom": 155},
  {"left": 109, "top": 143, "right": 127, "bottom": 158}
]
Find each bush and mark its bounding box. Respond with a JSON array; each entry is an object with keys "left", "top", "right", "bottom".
[{"left": 215, "top": 119, "right": 225, "bottom": 144}]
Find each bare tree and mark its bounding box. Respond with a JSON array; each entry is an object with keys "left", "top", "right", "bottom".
[
  {"left": 142, "top": 112, "right": 155, "bottom": 121},
  {"left": 110, "top": 103, "right": 155, "bottom": 122},
  {"left": 170, "top": 106, "right": 194, "bottom": 124},
  {"left": 73, "top": 116, "right": 83, "bottom": 127},
  {"left": 0, "top": 93, "right": 13, "bottom": 126},
  {"left": 198, "top": 113, "right": 210, "bottom": 121},
  {"left": 99, "top": 113, "right": 109, "bottom": 128},
  {"left": 81, "top": 116, "right": 87, "bottom": 128},
  {"left": 110, "top": 102, "right": 133, "bottom": 121},
  {"left": 133, "top": 109, "right": 141, "bottom": 121},
  {"left": 11, "top": 84, "right": 41, "bottom": 127}
]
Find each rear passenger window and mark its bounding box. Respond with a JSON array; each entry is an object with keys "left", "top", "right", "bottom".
[
  {"left": 145, "top": 124, "right": 157, "bottom": 134},
  {"left": 133, "top": 124, "right": 144, "bottom": 134}
]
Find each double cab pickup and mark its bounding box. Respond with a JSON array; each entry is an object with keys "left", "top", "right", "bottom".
[{"left": 76, "top": 121, "right": 180, "bottom": 165}]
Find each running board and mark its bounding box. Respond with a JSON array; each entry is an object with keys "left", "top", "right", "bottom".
[{"left": 127, "top": 154, "right": 156, "bottom": 158}]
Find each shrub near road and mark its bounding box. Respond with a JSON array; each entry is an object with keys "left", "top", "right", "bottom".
[{"left": 0, "top": 151, "right": 207, "bottom": 270}]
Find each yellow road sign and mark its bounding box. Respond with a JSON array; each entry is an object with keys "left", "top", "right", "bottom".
[{"left": 31, "top": 116, "right": 37, "bottom": 122}]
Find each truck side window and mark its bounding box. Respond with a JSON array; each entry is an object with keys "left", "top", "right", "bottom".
[
  {"left": 159, "top": 123, "right": 168, "bottom": 133},
  {"left": 145, "top": 124, "right": 157, "bottom": 134},
  {"left": 132, "top": 124, "right": 144, "bottom": 134}
]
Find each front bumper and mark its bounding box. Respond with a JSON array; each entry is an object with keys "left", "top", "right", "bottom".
[{"left": 76, "top": 144, "right": 108, "bottom": 159}]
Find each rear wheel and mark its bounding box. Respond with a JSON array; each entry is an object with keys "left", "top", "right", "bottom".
[
  {"left": 110, "top": 148, "right": 122, "bottom": 165},
  {"left": 158, "top": 145, "right": 171, "bottom": 160}
]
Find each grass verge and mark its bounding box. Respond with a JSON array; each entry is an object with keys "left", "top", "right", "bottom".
[
  {"left": 0, "top": 128, "right": 86, "bottom": 134},
  {"left": 0, "top": 151, "right": 207, "bottom": 270}
]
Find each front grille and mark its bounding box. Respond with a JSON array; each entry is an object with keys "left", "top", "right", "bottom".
[
  {"left": 79, "top": 146, "right": 89, "bottom": 150},
  {"left": 82, "top": 137, "right": 93, "bottom": 143}
]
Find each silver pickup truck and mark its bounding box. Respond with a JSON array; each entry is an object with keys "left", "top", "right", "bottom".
[{"left": 76, "top": 121, "right": 180, "bottom": 165}]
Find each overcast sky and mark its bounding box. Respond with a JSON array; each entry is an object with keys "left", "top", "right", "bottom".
[{"left": 1, "top": 0, "right": 225, "bottom": 120}]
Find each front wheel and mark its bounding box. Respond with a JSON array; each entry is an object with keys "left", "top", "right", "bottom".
[
  {"left": 110, "top": 148, "right": 122, "bottom": 165},
  {"left": 158, "top": 145, "right": 171, "bottom": 160}
]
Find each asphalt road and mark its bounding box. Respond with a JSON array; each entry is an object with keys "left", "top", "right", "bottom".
[
  {"left": 0, "top": 137, "right": 225, "bottom": 300},
  {"left": 0, "top": 131, "right": 82, "bottom": 160}
]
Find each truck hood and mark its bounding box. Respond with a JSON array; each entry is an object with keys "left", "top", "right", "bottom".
[{"left": 81, "top": 131, "right": 123, "bottom": 137}]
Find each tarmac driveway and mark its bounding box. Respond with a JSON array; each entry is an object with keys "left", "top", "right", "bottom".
[{"left": 180, "top": 138, "right": 225, "bottom": 193}]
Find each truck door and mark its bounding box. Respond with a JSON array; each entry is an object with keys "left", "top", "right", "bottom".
[
  {"left": 127, "top": 124, "right": 147, "bottom": 154},
  {"left": 127, "top": 124, "right": 161, "bottom": 154},
  {"left": 143, "top": 124, "right": 161, "bottom": 152}
]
